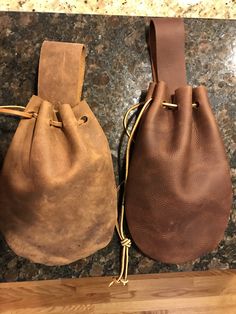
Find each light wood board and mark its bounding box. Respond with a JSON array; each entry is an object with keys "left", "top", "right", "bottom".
[{"left": 0, "top": 270, "right": 236, "bottom": 313}]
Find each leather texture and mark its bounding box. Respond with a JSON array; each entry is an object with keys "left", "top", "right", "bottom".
[
  {"left": 38, "top": 41, "right": 86, "bottom": 109},
  {"left": 0, "top": 41, "right": 117, "bottom": 265},
  {"left": 149, "top": 18, "right": 186, "bottom": 94},
  {"left": 125, "top": 18, "right": 232, "bottom": 263}
]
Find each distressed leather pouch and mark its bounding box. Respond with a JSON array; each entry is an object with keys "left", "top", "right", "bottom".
[
  {"left": 123, "top": 18, "right": 232, "bottom": 264},
  {"left": 0, "top": 41, "right": 117, "bottom": 265}
]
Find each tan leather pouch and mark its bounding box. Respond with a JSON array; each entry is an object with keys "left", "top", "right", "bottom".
[{"left": 0, "top": 41, "right": 117, "bottom": 265}]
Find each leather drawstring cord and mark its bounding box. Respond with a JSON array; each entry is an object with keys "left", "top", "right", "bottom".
[
  {"left": 109, "top": 97, "right": 152, "bottom": 287},
  {"left": 123, "top": 99, "right": 198, "bottom": 139},
  {"left": 0, "top": 105, "right": 87, "bottom": 127},
  {"left": 0, "top": 106, "right": 36, "bottom": 119},
  {"left": 0, "top": 105, "right": 26, "bottom": 111}
]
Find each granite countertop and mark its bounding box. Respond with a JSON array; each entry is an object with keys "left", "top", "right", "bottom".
[
  {"left": 0, "top": 0, "right": 236, "bottom": 19},
  {"left": 0, "top": 13, "right": 235, "bottom": 282}
]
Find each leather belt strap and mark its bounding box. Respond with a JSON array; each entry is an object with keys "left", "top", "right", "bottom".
[
  {"left": 0, "top": 41, "right": 86, "bottom": 120},
  {"left": 149, "top": 18, "right": 187, "bottom": 95},
  {"left": 38, "top": 41, "right": 85, "bottom": 109}
]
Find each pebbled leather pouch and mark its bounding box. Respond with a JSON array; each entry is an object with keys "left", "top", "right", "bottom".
[{"left": 124, "top": 18, "right": 232, "bottom": 264}]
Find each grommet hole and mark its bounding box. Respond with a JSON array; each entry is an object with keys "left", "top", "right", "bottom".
[
  {"left": 194, "top": 101, "right": 200, "bottom": 108},
  {"left": 80, "top": 116, "right": 88, "bottom": 123},
  {"left": 78, "top": 115, "right": 88, "bottom": 125}
]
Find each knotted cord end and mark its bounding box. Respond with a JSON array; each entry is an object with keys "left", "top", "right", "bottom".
[
  {"left": 111, "top": 99, "right": 153, "bottom": 289},
  {"left": 109, "top": 277, "right": 129, "bottom": 287},
  {"left": 109, "top": 237, "right": 131, "bottom": 288},
  {"left": 121, "top": 237, "right": 131, "bottom": 248}
]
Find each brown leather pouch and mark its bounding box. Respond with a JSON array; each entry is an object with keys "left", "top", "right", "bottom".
[
  {"left": 0, "top": 41, "right": 117, "bottom": 265},
  {"left": 124, "top": 18, "right": 232, "bottom": 264}
]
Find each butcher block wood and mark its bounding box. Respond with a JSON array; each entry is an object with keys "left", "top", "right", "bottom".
[{"left": 0, "top": 270, "right": 236, "bottom": 313}]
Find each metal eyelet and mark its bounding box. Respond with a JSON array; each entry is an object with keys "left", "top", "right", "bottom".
[{"left": 162, "top": 102, "right": 199, "bottom": 109}]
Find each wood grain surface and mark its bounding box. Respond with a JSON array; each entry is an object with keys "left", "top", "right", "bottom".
[{"left": 0, "top": 270, "right": 236, "bottom": 313}]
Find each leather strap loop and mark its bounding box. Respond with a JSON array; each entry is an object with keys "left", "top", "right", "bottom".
[
  {"left": 38, "top": 41, "right": 86, "bottom": 109},
  {"left": 149, "top": 18, "right": 187, "bottom": 95}
]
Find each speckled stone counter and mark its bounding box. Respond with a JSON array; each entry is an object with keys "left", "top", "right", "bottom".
[
  {"left": 1, "top": 0, "right": 236, "bottom": 19},
  {"left": 0, "top": 13, "right": 235, "bottom": 282}
]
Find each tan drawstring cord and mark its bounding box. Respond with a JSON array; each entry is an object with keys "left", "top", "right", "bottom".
[
  {"left": 0, "top": 105, "right": 26, "bottom": 111},
  {"left": 0, "top": 105, "right": 36, "bottom": 119},
  {"left": 109, "top": 98, "right": 153, "bottom": 287},
  {"left": 0, "top": 105, "right": 87, "bottom": 127}
]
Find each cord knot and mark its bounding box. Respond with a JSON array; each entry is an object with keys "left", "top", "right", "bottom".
[
  {"left": 121, "top": 238, "right": 131, "bottom": 248},
  {"left": 109, "top": 278, "right": 129, "bottom": 287}
]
